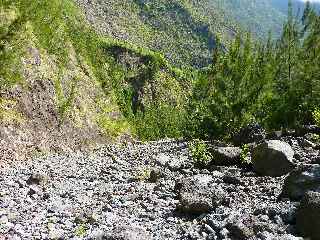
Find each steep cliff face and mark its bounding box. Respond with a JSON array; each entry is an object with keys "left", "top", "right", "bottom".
[{"left": 0, "top": 0, "right": 187, "bottom": 160}]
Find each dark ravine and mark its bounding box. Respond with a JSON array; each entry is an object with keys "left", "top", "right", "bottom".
[{"left": 1, "top": 126, "right": 319, "bottom": 240}]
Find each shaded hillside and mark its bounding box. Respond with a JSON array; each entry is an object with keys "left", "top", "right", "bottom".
[
  {"left": 211, "top": 0, "right": 286, "bottom": 39},
  {"left": 74, "top": 0, "right": 309, "bottom": 67},
  {"left": 74, "top": 0, "right": 240, "bottom": 68},
  {"left": 271, "top": 0, "right": 320, "bottom": 14}
]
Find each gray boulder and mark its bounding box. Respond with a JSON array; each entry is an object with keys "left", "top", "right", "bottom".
[
  {"left": 175, "top": 174, "right": 225, "bottom": 214},
  {"left": 252, "top": 140, "right": 295, "bottom": 176},
  {"left": 282, "top": 165, "right": 320, "bottom": 200},
  {"left": 210, "top": 147, "right": 241, "bottom": 166},
  {"left": 296, "top": 191, "right": 320, "bottom": 239}
]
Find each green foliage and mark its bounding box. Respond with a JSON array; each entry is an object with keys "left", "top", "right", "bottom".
[
  {"left": 313, "top": 109, "right": 320, "bottom": 127},
  {"left": 133, "top": 104, "right": 185, "bottom": 141},
  {"left": 55, "top": 76, "right": 78, "bottom": 125},
  {"left": 185, "top": 3, "right": 320, "bottom": 138},
  {"left": 134, "top": 167, "right": 151, "bottom": 181},
  {"left": 311, "top": 134, "right": 320, "bottom": 144},
  {"left": 240, "top": 144, "right": 251, "bottom": 165},
  {"left": 1, "top": 0, "right": 319, "bottom": 142},
  {"left": 185, "top": 33, "right": 268, "bottom": 138},
  {"left": 189, "top": 139, "right": 212, "bottom": 168}
]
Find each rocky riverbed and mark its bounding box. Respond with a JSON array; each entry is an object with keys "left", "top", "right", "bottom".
[{"left": 1, "top": 126, "right": 320, "bottom": 240}]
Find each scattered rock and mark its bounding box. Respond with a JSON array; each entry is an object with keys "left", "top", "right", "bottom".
[
  {"left": 104, "top": 225, "right": 151, "bottom": 240},
  {"left": 282, "top": 164, "right": 320, "bottom": 200},
  {"left": 223, "top": 175, "right": 242, "bottom": 185},
  {"left": 296, "top": 191, "right": 320, "bottom": 239},
  {"left": 227, "top": 221, "right": 254, "bottom": 239},
  {"left": 252, "top": 140, "right": 295, "bottom": 176},
  {"left": 299, "top": 138, "right": 316, "bottom": 149},
  {"left": 0, "top": 140, "right": 314, "bottom": 239},
  {"left": 155, "top": 153, "right": 171, "bottom": 167},
  {"left": 166, "top": 156, "right": 186, "bottom": 171}
]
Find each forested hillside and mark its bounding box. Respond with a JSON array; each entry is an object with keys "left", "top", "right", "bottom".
[{"left": 1, "top": 0, "right": 320, "bottom": 160}]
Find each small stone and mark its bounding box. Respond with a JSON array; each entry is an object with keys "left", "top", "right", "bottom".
[
  {"left": 26, "top": 173, "right": 47, "bottom": 185},
  {"left": 204, "top": 224, "right": 216, "bottom": 234},
  {"left": 149, "top": 168, "right": 162, "bottom": 183},
  {"left": 219, "top": 228, "right": 229, "bottom": 238},
  {"left": 227, "top": 221, "right": 254, "bottom": 239}
]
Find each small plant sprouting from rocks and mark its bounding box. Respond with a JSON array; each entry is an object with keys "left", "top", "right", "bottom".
[
  {"left": 134, "top": 167, "right": 151, "bottom": 181},
  {"left": 75, "top": 224, "right": 87, "bottom": 237},
  {"left": 189, "top": 139, "right": 212, "bottom": 168},
  {"left": 240, "top": 144, "right": 251, "bottom": 165},
  {"left": 311, "top": 134, "right": 320, "bottom": 144}
]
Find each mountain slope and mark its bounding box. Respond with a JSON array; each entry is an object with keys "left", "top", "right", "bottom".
[
  {"left": 271, "top": 0, "right": 320, "bottom": 14},
  {"left": 75, "top": 0, "right": 307, "bottom": 68},
  {"left": 0, "top": 0, "right": 188, "bottom": 160},
  {"left": 211, "top": 0, "right": 286, "bottom": 38},
  {"left": 74, "top": 0, "right": 239, "bottom": 68}
]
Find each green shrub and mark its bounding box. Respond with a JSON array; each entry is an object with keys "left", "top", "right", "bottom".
[
  {"left": 310, "top": 134, "right": 320, "bottom": 144},
  {"left": 188, "top": 139, "right": 212, "bottom": 168},
  {"left": 313, "top": 109, "right": 320, "bottom": 127},
  {"left": 133, "top": 104, "right": 185, "bottom": 141}
]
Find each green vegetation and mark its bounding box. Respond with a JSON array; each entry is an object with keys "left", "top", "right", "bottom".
[
  {"left": 189, "top": 139, "right": 212, "bottom": 168},
  {"left": 0, "top": 0, "right": 319, "bottom": 143},
  {"left": 240, "top": 144, "right": 251, "bottom": 165},
  {"left": 313, "top": 109, "right": 320, "bottom": 127},
  {"left": 310, "top": 134, "right": 320, "bottom": 143},
  {"left": 134, "top": 167, "right": 151, "bottom": 182},
  {"left": 0, "top": 0, "right": 188, "bottom": 139},
  {"left": 0, "top": 98, "right": 24, "bottom": 123},
  {"left": 75, "top": 0, "right": 300, "bottom": 67},
  {"left": 183, "top": 2, "right": 320, "bottom": 139}
]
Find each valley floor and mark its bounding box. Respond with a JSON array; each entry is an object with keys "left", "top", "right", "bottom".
[{"left": 1, "top": 137, "right": 317, "bottom": 240}]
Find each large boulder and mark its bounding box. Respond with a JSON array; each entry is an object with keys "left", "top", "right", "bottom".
[
  {"left": 210, "top": 147, "right": 241, "bottom": 166},
  {"left": 252, "top": 140, "right": 295, "bottom": 177},
  {"left": 296, "top": 191, "right": 320, "bottom": 239},
  {"left": 175, "top": 174, "right": 226, "bottom": 214},
  {"left": 233, "top": 123, "right": 266, "bottom": 146},
  {"left": 281, "top": 165, "right": 320, "bottom": 200}
]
